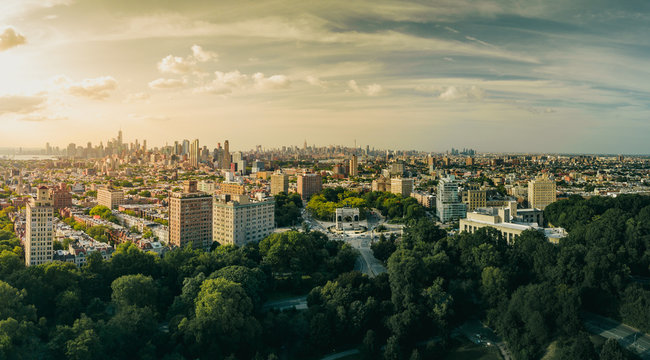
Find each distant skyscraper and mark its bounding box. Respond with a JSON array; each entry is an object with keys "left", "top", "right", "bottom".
[
  {"left": 182, "top": 139, "right": 190, "bottom": 155},
  {"left": 25, "top": 186, "right": 54, "bottom": 266},
  {"left": 190, "top": 139, "right": 200, "bottom": 168},
  {"left": 349, "top": 154, "right": 358, "bottom": 177},
  {"left": 169, "top": 180, "right": 213, "bottom": 250},
  {"left": 222, "top": 140, "right": 231, "bottom": 169},
  {"left": 528, "top": 174, "right": 557, "bottom": 210}
]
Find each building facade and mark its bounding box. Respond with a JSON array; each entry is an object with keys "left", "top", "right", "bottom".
[
  {"left": 169, "top": 180, "right": 213, "bottom": 250},
  {"left": 270, "top": 173, "right": 289, "bottom": 195},
  {"left": 213, "top": 194, "right": 275, "bottom": 246},
  {"left": 464, "top": 189, "right": 487, "bottom": 211},
  {"left": 390, "top": 178, "right": 414, "bottom": 197},
  {"left": 436, "top": 175, "right": 467, "bottom": 223},
  {"left": 219, "top": 182, "right": 246, "bottom": 195},
  {"left": 528, "top": 174, "right": 557, "bottom": 209},
  {"left": 349, "top": 155, "right": 358, "bottom": 177},
  {"left": 51, "top": 183, "right": 72, "bottom": 209},
  {"left": 297, "top": 174, "right": 322, "bottom": 200},
  {"left": 25, "top": 186, "right": 54, "bottom": 266},
  {"left": 190, "top": 139, "right": 200, "bottom": 168},
  {"left": 97, "top": 187, "right": 124, "bottom": 209}
]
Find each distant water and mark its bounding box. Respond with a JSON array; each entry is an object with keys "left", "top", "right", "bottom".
[{"left": 0, "top": 155, "right": 62, "bottom": 161}]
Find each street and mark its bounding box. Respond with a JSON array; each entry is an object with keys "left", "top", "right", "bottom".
[{"left": 583, "top": 312, "right": 650, "bottom": 360}]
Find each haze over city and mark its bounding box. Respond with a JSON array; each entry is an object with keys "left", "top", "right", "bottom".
[{"left": 1, "top": 0, "right": 649, "bottom": 153}]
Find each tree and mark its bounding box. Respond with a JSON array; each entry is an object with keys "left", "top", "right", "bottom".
[
  {"left": 371, "top": 235, "right": 397, "bottom": 263},
  {"left": 111, "top": 274, "right": 159, "bottom": 310},
  {"left": 599, "top": 338, "right": 626, "bottom": 360},
  {"left": 179, "top": 278, "right": 261, "bottom": 357}
]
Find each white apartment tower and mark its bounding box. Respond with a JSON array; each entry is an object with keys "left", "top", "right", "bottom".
[
  {"left": 25, "top": 186, "right": 54, "bottom": 266},
  {"left": 213, "top": 194, "right": 275, "bottom": 246}
]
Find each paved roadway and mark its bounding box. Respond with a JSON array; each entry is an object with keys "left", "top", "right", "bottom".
[
  {"left": 583, "top": 312, "right": 650, "bottom": 359},
  {"left": 262, "top": 295, "right": 308, "bottom": 311},
  {"left": 302, "top": 209, "right": 388, "bottom": 278}
]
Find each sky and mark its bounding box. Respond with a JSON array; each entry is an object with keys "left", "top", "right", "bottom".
[{"left": 0, "top": 0, "right": 649, "bottom": 154}]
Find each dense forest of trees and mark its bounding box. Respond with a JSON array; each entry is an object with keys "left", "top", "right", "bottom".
[
  {"left": 1, "top": 194, "right": 650, "bottom": 359},
  {"left": 273, "top": 192, "right": 303, "bottom": 227},
  {"left": 307, "top": 188, "right": 427, "bottom": 223}
]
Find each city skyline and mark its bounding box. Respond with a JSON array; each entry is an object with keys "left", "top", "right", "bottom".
[{"left": 1, "top": 1, "right": 650, "bottom": 153}]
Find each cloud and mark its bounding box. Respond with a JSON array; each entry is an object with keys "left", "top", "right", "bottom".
[
  {"left": 191, "top": 44, "right": 217, "bottom": 62},
  {"left": 125, "top": 92, "right": 151, "bottom": 102},
  {"left": 128, "top": 113, "right": 171, "bottom": 122},
  {"left": 158, "top": 55, "right": 195, "bottom": 74},
  {"left": 196, "top": 70, "right": 290, "bottom": 94},
  {"left": 347, "top": 80, "right": 384, "bottom": 96},
  {"left": 20, "top": 114, "right": 66, "bottom": 122},
  {"left": 53, "top": 75, "right": 118, "bottom": 99},
  {"left": 0, "top": 95, "right": 45, "bottom": 115},
  {"left": 306, "top": 75, "right": 327, "bottom": 88},
  {"left": 0, "top": 27, "right": 26, "bottom": 52},
  {"left": 148, "top": 78, "right": 186, "bottom": 89},
  {"left": 438, "top": 85, "right": 485, "bottom": 101},
  {"left": 364, "top": 83, "right": 383, "bottom": 96},
  {"left": 158, "top": 44, "right": 217, "bottom": 74},
  {"left": 253, "top": 73, "right": 291, "bottom": 90}
]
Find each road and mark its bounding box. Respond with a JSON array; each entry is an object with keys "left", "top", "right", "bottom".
[
  {"left": 302, "top": 209, "right": 388, "bottom": 278},
  {"left": 582, "top": 312, "right": 650, "bottom": 359},
  {"left": 456, "top": 320, "right": 511, "bottom": 360},
  {"left": 262, "top": 295, "right": 308, "bottom": 311}
]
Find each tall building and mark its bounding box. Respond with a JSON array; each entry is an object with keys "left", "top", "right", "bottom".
[
  {"left": 390, "top": 178, "right": 413, "bottom": 197},
  {"left": 436, "top": 175, "right": 467, "bottom": 223},
  {"left": 182, "top": 139, "right": 190, "bottom": 155},
  {"left": 50, "top": 183, "right": 72, "bottom": 209},
  {"left": 213, "top": 194, "right": 275, "bottom": 246},
  {"left": 270, "top": 173, "right": 289, "bottom": 195},
  {"left": 97, "top": 187, "right": 124, "bottom": 209},
  {"left": 169, "top": 180, "right": 213, "bottom": 250},
  {"left": 25, "top": 186, "right": 54, "bottom": 266},
  {"left": 297, "top": 173, "right": 322, "bottom": 200},
  {"left": 222, "top": 140, "right": 231, "bottom": 169},
  {"left": 528, "top": 174, "right": 557, "bottom": 210},
  {"left": 190, "top": 139, "right": 200, "bottom": 168},
  {"left": 349, "top": 155, "right": 358, "bottom": 177}
]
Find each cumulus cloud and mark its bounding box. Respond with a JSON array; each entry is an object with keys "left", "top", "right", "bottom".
[
  {"left": 0, "top": 27, "right": 26, "bottom": 52},
  {"left": 158, "top": 55, "right": 196, "bottom": 74},
  {"left": 253, "top": 73, "right": 290, "bottom": 90},
  {"left": 191, "top": 44, "right": 217, "bottom": 62},
  {"left": 148, "top": 78, "right": 186, "bottom": 89},
  {"left": 438, "top": 85, "right": 485, "bottom": 101},
  {"left": 347, "top": 80, "right": 384, "bottom": 96},
  {"left": 306, "top": 75, "right": 327, "bottom": 88},
  {"left": 0, "top": 95, "right": 45, "bottom": 114},
  {"left": 53, "top": 75, "right": 118, "bottom": 99},
  {"left": 196, "top": 70, "right": 290, "bottom": 94},
  {"left": 158, "top": 44, "right": 217, "bottom": 74}
]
